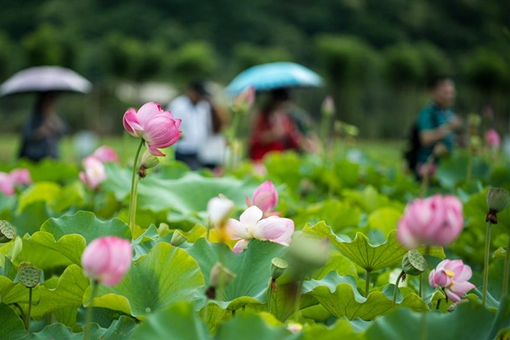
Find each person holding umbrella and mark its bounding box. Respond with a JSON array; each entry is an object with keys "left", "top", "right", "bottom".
[
  {"left": 0, "top": 65, "right": 92, "bottom": 162},
  {"left": 18, "top": 91, "right": 68, "bottom": 161}
]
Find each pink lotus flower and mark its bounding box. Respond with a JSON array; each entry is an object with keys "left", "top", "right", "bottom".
[
  {"left": 418, "top": 162, "right": 437, "bottom": 177},
  {"left": 81, "top": 236, "right": 132, "bottom": 286},
  {"left": 233, "top": 86, "right": 255, "bottom": 114},
  {"left": 123, "top": 102, "right": 182, "bottom": 157},
  {"left": 246, "top": 180, "right": 278, "bottom": 214},
  {"left": 226, "top": 206, "right": 294, "bottom": 253},
  {"left": 484, "top": 129, "right": 501, "bottom": 148},
  {"left": 0, "top": 172, "right": 15, "bottom": 196},
  {"left": 79, "top": 156, "right": 107, "bottom": 190},
  {"left": 9, "top": 169, "right": 32, "bottom": 186},
  {"left": 397, "top": 194, "right": 463, "bottom": 249},
  {"left": 429, "top": 259, "right": 475, "bottom": 302},
  {"left": 92, "top": 146, "right": 120, "bottom": 163}
]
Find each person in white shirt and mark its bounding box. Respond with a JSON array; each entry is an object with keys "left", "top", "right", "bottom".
[{"left": 167, "top": 81, "right": 222, "bottom": 170}]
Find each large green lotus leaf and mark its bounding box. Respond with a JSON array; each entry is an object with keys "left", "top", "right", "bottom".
[
  {"left": 0, "top": 276, "right": 34, "bottom": 305},
  {"left": 303, "top": 318, "right": 362, "bottom": 340},
  {"left": 312, "top": 253, "right": 358, "bottom": 279},
  {"left": 215, "top": 311, "right": 303, "bottom": 340},
  {"left": 17, "top": 158, "right": 79, "bottom": 183},
  {"left": 5, "top": 232, "right": 81, "bottom": 269},
  {"left": 341, "top": 186, "right": 402, "bottom": 213},
  {"left": 131, "top": 301, "right": 211, "bottom": 340},
  {"left": 0, "top": 195, "right": 15, "bottom": 219},
  {"left": 367, "top": 207, "right": 402, "bottom": 236},
  {"left": 27, "top": 316, "right": 136, "bottom": 340},
  {"left": 86, "top": 242, "right": 204, "bottom": 318},
  {"left": 489, "top": 294, "right": 510, "bottom": 339},
  {"left": 293, "top": 200, "right": 361, "bottom": 232},
  {"left": 0, "top": 303, "right": 29, "bottom": 340},
  {"left": 264, "top": 152, "right": 305, "bottom": 194},
  {"left": 103, "top": 163, "right": 258, "bottom": 223},
  {"left": 199, "top": 302, "right": 232, "bottom": 334},
  {"left": 41, "top": 211, "right": 131, "bottom": 243},
  {"left": 436, "top": 153, "right": 491, "bottom": 190},
  {"left": 18, "top": 181, "right": 87, "bottom": 214},
  {"left": 304, "top": 222, "right": 444, "bottom": 272},
  {"left": 30, "top": 264, "right": 89, "bottom": 319},
  {"left": 11, "top": 201, "right": 54, "bottom": 236},
  {"left": 263, "top": 280, "right": 319, "bottom": 322},
  {"left": 302, "top": 272, "right": 427, "bottom": 321},
  {"left": 186, "top": 238, "right": 286, "bottom": 308},
  {"left": 365, "top": 300, "right": 495, "bottom": 340}
]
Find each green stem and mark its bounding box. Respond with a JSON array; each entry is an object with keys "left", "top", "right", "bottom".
[
  {"left": 419, "top": 155, "right": 433, "bottom": 197},
  {"left": 128, "top": 139, "right": 144, "bottom": 233},
  {"left": 365, "top": 270, "right": 371, "bottom": 297},
  {"left": 84, "top": 280, "right": 99, "bottom": 340},
  {"left": 420, "top": 308, "right": 427, "bottom": 340},
  {"left": 294, "top": 279, "right": 303, "bottom": 317},
  {"left": 24, "top": 287, "right": 32, "bottom": 331},
  {"left": 436, "top": 298, "right": 441, "bottom": 310},
  {"left": 482, "top": 221, "right": 492, "bottom": 307},
  {"left": 267, "top": 279, "right": 275, "bottom": 314},
  {"left": 320, "top": 115, "right": 330, "bottom": 155},
  {"left": 227, "top": 113, "right": 241, "bottom": 171},
  {"left": 419, "top": 273, "right": 423, "bottom": 299},
  {"left": 502, "top": 234, "right": 510, "bottom": 297},
  {"left": 392, "top": 271, "right": 405, "bottom": 308}
]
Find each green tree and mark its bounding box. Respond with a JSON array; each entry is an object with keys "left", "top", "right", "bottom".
[
  {"left": 170, "top": 41, "right": 219, "bottom": 85},
  {"left": 383, "top": 43, "right": 425, "bottom": 86}
]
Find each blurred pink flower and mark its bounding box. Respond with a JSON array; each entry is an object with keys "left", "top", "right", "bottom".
[
  {"left": 79, "top": 156, "right": 107, "bottom": 189},
  {"left": 418, "top": 162, "right": 437, "bottom": 177},
  {"left": 397, "top": 194, "right": 463, "bottom": 249},
  {"left": 233, "top": 86, "right": 255, "bottom": 114},
  {"left": 92, "top": 146, "right": 120, "bottom": 163},
  {"left": 0, "top": 172, "right": 15, "bottom": 196},
  {"left": 123, "top": 102, "right": 182, "bottom": 157},
  {"left": 429, "top": 259, "right": 475, "bottom": 303},
  {"left": 9, "top": 168, "right": 32, "bottom": 186},
  {"left": 484, "top": 129, "right": 501, "bottom": 148},
  {"left": 81, "top": 236, "right": 132, "bottom": 286},
  {"left": 246, "top": 180, "right": 279, "bottom": 214},
  {"left": 226, "top": 206, "right": 294, "bottom": 253}
]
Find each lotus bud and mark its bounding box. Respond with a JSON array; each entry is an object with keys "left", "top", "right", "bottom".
[
  {"left": 170, "top": 230, "right": 187, "bottom": 247},
  {"left": 321, "top": 96, "right": 335, "bottom": 118},
  {"left": 287, "top": 322, "right": 303, "bottom": 334},
  {"left": 207, "top": 194, "right": 235, "bottom": 228},
  {"left": 17, "top": 262, "right": 40, "bottom": 288},
  {"left": 232, "top": 86, "right": 255, "bottom": 114},
  {"left": 138, "top": 150, "right": 160, "bottom": 178},
  {"left": 0, "top": 220, "right": 16, "bottom": 243},
  {"left": 206, "top": 262, "right": 236, "bottom": 299},
  {"left": 270, "top": 257, "right": 288, "bottom": 281},
  {"left": 486, "top": 187, "right": 510, "bottom": 224},
  {"left": 401, "top": 250, "right": 427, "bottom": 276}
]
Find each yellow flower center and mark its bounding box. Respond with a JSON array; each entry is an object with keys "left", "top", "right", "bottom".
[{"left": 445, "top": 269, "right": 455, "bottom": 278}]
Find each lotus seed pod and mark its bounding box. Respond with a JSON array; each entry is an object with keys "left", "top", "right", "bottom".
[
  {"left": 0, "top": 220, "right": 16, "bottom": 243},
  {"left": 270, "top": 257, "right": 288, "bottom": 280},
  {"left": 486, "top": 188, "right": 510, "bottom": 213},
  {"left": 17, "top": 262, "right": 40, "bottom": 288},
  {"left": 401, "top": 250, "right": 428, "bottom": 276},
  {"left": 170, "top": 230, "right": 187, "bottom": 247}
]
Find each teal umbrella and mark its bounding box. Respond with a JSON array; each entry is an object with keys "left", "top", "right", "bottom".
[{"left": 225, "top": 62, "right": 323, "bottom": 95}]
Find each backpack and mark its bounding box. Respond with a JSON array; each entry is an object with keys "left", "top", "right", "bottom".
[{"left": 403, "top": 111, "right": 440, "bottom": 173}]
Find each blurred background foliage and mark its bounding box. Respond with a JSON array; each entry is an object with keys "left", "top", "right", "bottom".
[{"left": 0, "top": 0, "right": 509, "bottom": 139}]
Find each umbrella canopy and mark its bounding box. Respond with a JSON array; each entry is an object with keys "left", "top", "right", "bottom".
[
  {"left": 0, "top": 66, "right": 92, "bottom": 96},
  {"left": 225, "top": 62, "right": 323, "bottom": 96}
]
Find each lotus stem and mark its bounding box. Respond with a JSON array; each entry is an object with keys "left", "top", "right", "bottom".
[
  {"left": 84, "top": 279, "right": 99, "bottom": 340},
  {"left": 482, "top": 221, "right": 492, "bottom": 307},
  {"left": 293, "top": 279, "right": 303, "bottom": 317},
  {"left": 392, "top": 270, "right": 405, "bottom": 308},
  {"left": 365, "top": 270, "right": 371, "bottom": 297},
  {"left": 128, "top": 139, "right": 144, "bottom": 233},
  {"left": 502, "top": 233, "right": 510, "bottom": 297},
  {"left": 24, "top": 287, "right": 33, "bottom": 331},
  {"left": 419, "top": 155, "right": 433, "bottom": 197}
]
